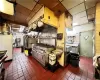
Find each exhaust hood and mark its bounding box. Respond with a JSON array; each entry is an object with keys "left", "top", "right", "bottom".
[{"left": 0, "top": 0, "right": 14, "bottom": 15}]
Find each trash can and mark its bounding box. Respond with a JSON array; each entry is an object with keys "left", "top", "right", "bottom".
[{"left": 69, "top": 53, "right": 79, "bottom": 67}]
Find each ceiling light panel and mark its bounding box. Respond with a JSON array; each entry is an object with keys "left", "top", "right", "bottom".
[
  {"left": 61, "top": 0, "right": 84, "bottom": 10},
  {"left": 68, "top": 3, "right": 85, "bottom": 15},
  {"left": 17, "top": 0, "right": 36, "bottom": 10}
]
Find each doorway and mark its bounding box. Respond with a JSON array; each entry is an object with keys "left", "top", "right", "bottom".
[{"left": 80, "top": 30, "right": 94, "bottom": 57}]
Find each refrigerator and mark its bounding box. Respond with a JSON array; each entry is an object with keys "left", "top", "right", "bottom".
[{"left": 0, "top": 35, "right": 13, "bottom": 61}]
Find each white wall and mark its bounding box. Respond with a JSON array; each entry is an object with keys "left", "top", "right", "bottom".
[
  {"left": 66, "top": 22, "right": 94, "bottom": 43},
  {"left": 67, "top": 22, "right": 94, "bottom": 36},
  {"left": 73, "top": 22, "right": 94, "bottom": 33}
]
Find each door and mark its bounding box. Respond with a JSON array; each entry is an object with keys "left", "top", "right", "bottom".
[{"left": 80, "top": 30, "right": 93, "bottom": 57}]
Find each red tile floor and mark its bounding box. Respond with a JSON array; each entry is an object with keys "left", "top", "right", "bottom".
[{"left": 4, "top": 48, "right": 95, "bottom": 80}]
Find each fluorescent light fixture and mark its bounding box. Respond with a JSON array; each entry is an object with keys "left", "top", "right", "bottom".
[{"left": 73, "top": 23, "right": 78, "bottom": 26}]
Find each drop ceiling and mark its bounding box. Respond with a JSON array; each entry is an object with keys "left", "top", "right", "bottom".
[
  {"left": 60, "top": 0, "right": 98, "bottom": 26},
  {"left": 0, "top": 0, "right": 99, "bottom": 27},
  {"left": 16, "top": 0, "right": 36, "bottom": 10},
  {"left": 0, "top": 0, "right": 66, "bottom": 27}
]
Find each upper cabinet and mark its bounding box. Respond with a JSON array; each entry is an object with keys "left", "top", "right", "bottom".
[{"left": 28, "top": 6, "right": 58, "bottom": 28}]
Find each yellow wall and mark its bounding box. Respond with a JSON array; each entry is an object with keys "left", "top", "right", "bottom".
[
  {"left": 44, "top": 7, "right": 58, "bottom": 28},
  {"left": 96, "top": 3, "right": 100, "bottom": 55},
  {"left": 57, "top": 13, "right": 65, "bottom": 66}
]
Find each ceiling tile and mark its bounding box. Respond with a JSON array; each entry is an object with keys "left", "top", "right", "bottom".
[
  {"left": 32, "top": 4, "right": 42, "bottom": 13},
  {"left": 73, "top": 17, "right": 88, "bottom": 26},
  {"left": 26, "top": 4, "right": 43, "bottom": 22},
  {"left": 16, "top": 0, "right": 36, "bottom": 10},
  {"left": 73, "top": 11, "right": 87, "bottom": 19},
  {"left": 16, "top": 4, "right": 31, "bottom": 16},
  {"left": 15, "top": 12, "right": 27, "bottom": 23},
  {"left": 85, "top": 0, "right": 97, "bottom": 9},
  {"left": 61, "top": 0, "right": 84, "bottom": 10},
  {"left": 1, "top": 13, "right": 14, "bottom": 21},
  {"left": 87, "top": 7, "right": 95, "bottom": 15},
  {"left": 39, "top": 0, "right": 59, "bottom": 9},
  {"left": 88, "top": 14, "right": 95, "bottom": 20},
  {"left": 52, "top": 2, "right": 66, "bottom": 16},
  {"left": 68, "top": 3, "right": 85, "bottom": 15}
]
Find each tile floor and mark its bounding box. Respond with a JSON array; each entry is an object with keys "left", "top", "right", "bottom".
[{"left": 4, "top": 48, "right": 95, "bottom": 80}]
